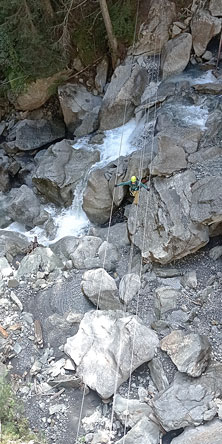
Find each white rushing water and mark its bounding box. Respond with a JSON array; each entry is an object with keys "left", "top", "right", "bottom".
[{"left": 7, "top": 119, "right": 138, "bottom": 245}]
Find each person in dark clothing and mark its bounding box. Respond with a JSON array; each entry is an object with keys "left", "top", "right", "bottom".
[{"left": 114, "top": 175, "right": 149, "bottom": 204}]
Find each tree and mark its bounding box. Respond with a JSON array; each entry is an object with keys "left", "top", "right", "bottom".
[{"left": 98, "top": 0, "right": 118, "bottom": 68}]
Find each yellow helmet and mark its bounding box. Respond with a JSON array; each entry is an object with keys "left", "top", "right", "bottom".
[{"left": 131, "top": 176, "right": 137, "bottom": 183}]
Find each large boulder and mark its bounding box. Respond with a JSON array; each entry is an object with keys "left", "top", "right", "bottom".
[
  {"left": 209, "top": 0, "right": 222, "bottom": 17},
  {"left": 133, "top": 0, "right": 176, "bottom": 56},
  {"left": 150, "top": 133, "right": 187, "bottom": 176},
  {"left": 0, "top": 230, "right": 29, "bottom": 262},
  {"left": 72, "top": 236, "right": 118, "bottom": 271},
  {"left": 16, "top": 247, "right": 63, "bottom": 278},
  {"left": 113, "top": 394, "right": 153, "bottom": 428},
  {"left": 50, "top": 236, "right": 79, "bottom": 263},
  {"left": 9, "top": 72, "right": 68, "bottom": 111},
  {"left": 58, "top": 83, "right": 102, "bottom": 136},
  {"left": 191, "top": 10, "right": 221, "bottom": 57},
  {"left": 33, "top": 140, "right": 100, "bottom": 206},
  {"left": 99, "top": 64, "right": 148, "bottom": 130},
  {"left": 13, "top": 119, "right": 65, "bottom": 151},
  {"left": 171, "top": 419, "right": 222, "bottom": 444},
  {"left": 161, "top": 331, "right": 211, "bottom": 377},
  {"left": 7, "top": 185, "right": 49, "bottom": 229},
  {"left": 81, "top": 268, "right": 122, "bottom": 310},
  {"left": 116, "top": 417, "right": 160, "bottom": 444},
  {"left": 153, "top": 363, "right": 222, "bottom": 431},
  {"left": 128, "top": 171, "right": 209, "bottom": 264},
  {"left": 119, "top": 273, "right": 141, "bottom": 304},
  {"left": 64, "top": 310, "right": 159, "bottom": 399},
  {"left": 83, "top": 168, "right": 115, "bottom": 224},
  {"left": 190, "top": 176, "right": 222, "bottom": 225},
  {"left": 161, "top": 33, "right": 192, "bottom": 79}
]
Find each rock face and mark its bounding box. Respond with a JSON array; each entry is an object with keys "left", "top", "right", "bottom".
[
  {"left": 64, "top": 310, "right": 159, "bottom": 399},
  {"left": 99, "top": 64, "right": 148, "bottom": 130},
  {"left": 133, "top": 0, "right": 176, "bottom": 56},
  {"left": 83, "top": 168, "right": 115, "bottom": 224},
  {"left": 58, "top": 83, "right": 102, "bottom": 136},
  {"left": 81, "top": 268, "right": 122, "bottom": 310},
  {"left": 116, "top": 417, "right": 160, "bottom": 444},
  {"left": 191, "top": 10, "right": 221, "bottom": 57},
  {"left": 151, "top": 133, "right": 187, "bottom": 176},
  {"left": 8, "top": 185, "right": 49, "bottom": 229},
  {"left": 119, "top": 273, "right": 141, "bottom": 304},
  {"left": 161, "top": 33, "right": 192, "bottom": 79},
  {"left": 171, "top": 419, "right": 222, "bottom": 444},
  {"left": 160, "top": 331, "right": 211, "bottom": 377},
  {"left": 190, "top": 176, "right": 222, "bottom": 225},
  {"left": 153, "top": 363, "right": 222, "bottom": 431},
  {"left": 209, "top": 0, "right": 222, "bottom": 17},
  {"left": 0, "top": 230, "right": 29, "bottom": 262},
  {"left": 14, "top": 119, "right": 65, "bottom": 151},
  {"left": 128, "top": 171, "right": 209, "bottom": 264},
  {"left": 33, "top": 140, "right": 100, "bottom": 206}
]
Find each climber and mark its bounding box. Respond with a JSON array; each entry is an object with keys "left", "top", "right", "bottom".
[{"left": 114, "top": 175, "right": 149, "bottom": 205}]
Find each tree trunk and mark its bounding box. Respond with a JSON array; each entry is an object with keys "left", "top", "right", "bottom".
[
  {"left": 98, "top": 0, "right": 118, "bottom": 69},
  {"left": 40, "top": 0, "right": 55, "bottom": 19},
  {"left": 23, "top": 0, "right": 37, "bottom": 34}
]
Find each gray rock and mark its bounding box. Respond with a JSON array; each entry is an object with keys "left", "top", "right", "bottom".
[
  {"left": 90, "top": 223, "right": 130, "bottom": 248},
  {"left": 181, "top": 271, "right": 197, "bottom": 289},
  {"left": 97, "top": 240, "right": 119, "bottom": 271},
  {"left": 95, "top": 57, "right": 109, "bottom": 93},
  {"left": 64, "top": 310, "right": 159, "bottom": 399},
  {"left": 191, "top": 10, "right": 221, "bottom": 57},
  {"left": 14, "top": 119, "right": 65, "bottom": 151},
  {"left": 161, "top": 33, "right": 192, "bottom": 79},
  {"left": 0, "top": 257, "right": 13, "bottom": 277},
  {"left": 190, "top": 176, "right": 222, "bottom": 226},
  {"left": 128, "top": 171, "right": 209, "bottom": 264},
  {"left": 8, "top": 185, "right": 49, "bottom": 229},
  {"left": 154, "top": 286, "right": 179, "bottom": 318},
  {"left": 99, "top": 64, "right": 148, "bottom": 130},
  {"left": 161, "top": 330, "right": 211, "bottom": 377},
  {"left": 133, "top": 0, "right": 176, "bottom": 56},
  {"left": 209, "top": 0, "right": 222, "bottom": 17},
  {"left": 116, "top": 417, "right": 160, "bottom": 444},
  {"left": 171, "top": 419, "right": 222, "bottom": 443},
  {"left": 153, "top": 363, "right": 222, "bottom": 431},
  {"left": 113, "top": 394, "right": 153, "bottom": 428},
  {"left": 119, "top": 273, "right": 141, "bottom": 304},
  {"left": 16, "top": 247, "right": 63, "bottom": 278},
  {"left": 33, "top": 140, "right": 100, "bottom": 206},
  {"left": 0, "top": 230, "right": 29, "bottom": 262},
  {"left": 81, "top": 268, "right": 122, "bottom": 310},
  {"left": 148, "top": 357, "right": 169, "bottom": 392},
  {"left": 209, "top": 246, "right": 222, "bottom": 261},
  {"left": 50, "top": 236, "right": 79, "bottom": 262},
  {"left": 49, "top": 404, "right": 67, "bottom": 415},
  {"left": 72, "top": 236, "right": 102, "bottom": 269},
  {"left": 193, "top": 82, "right": 222, "bottom": 95},
  {"left": 151, "top": 133, "right": 187, "bottom": 176},
  {"left": 58, "top": 83, "right": 102, "bottom": 135}
]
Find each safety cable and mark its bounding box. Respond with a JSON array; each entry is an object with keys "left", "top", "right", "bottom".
[{"left": 74, "top": 1, "right": 141, "bottom": 441}]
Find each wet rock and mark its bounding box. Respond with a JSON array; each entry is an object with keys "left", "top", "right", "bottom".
[
  {"left": 161, "top": 331, "right": 211, "bottom": 377},
  {"left": 99, "top": 64, "right": 148, "bottom": 130},
  {"left": 133, "top": 0, "right": 176, "bottom": 56},
  {"left": 191, "top": 10, "right": 221, "bottom": 57},
  {"left": 209, "top": 246, "right": 222, "bottom": 260},
  {"left": 161, "top": 33, "right": 192, "bottom": 79},
  {"left": 81, "top": 268, "right": 122, "bottom": 310},
  {"left": 119, "top": 273, "right": 141, "bottom": 304},
  {"left": 0, "top": 230, "right": 29, "bottom": 262},
  {"left": 64, "top": 310, "right": 159, "bottom": 399},
  {"left": 193, "top": 82, "right": 222, "bottom": 95},
  {"left": 33, "top": 140, "right": 100, "bottom": 207},
  {"left": 128, "top": 171, "right": 209, "bottom": 264},
  {"left": 16, "top": 247, "right": 63, "bottom": 278},
  {"left": 151, "top": 133, "right": 187, "bottom": 176},
  {"left": 209, "top": 0, "right": 222, "bottom": 17},
  {"left": 171, "top": 419, "right": 222, "bottom": 443},
  {"left": 148, "top": 357, "right": 169, "bottom": 392},
  {"left": 153, "top": 363, "right": 222, "bottom": 431},
  {"left": 154, "top": 286, "right": 179, "bottom": 318},
  {"left": 116, "top": 416, "right": 160, "bottom": 444},
  {"left": 14, "top": 119, "right": 65, "bottom": 151},
  {"left": 113, "top": 394, "right": 153, "bottom": 428},
  {"left": 8, "top": 185, "right": 49, "bottom": 229},
  {"left": 58, "top": 83, "right": 102, "bottom": 135}
]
